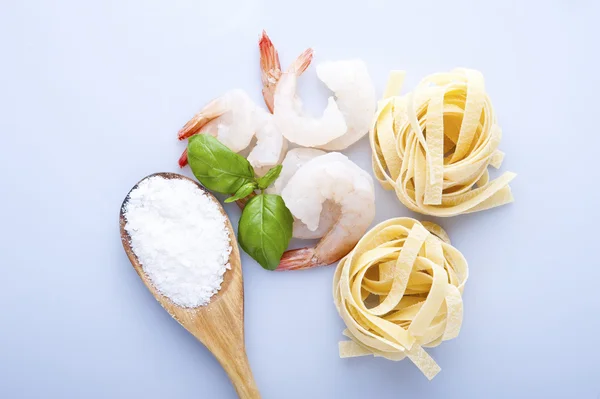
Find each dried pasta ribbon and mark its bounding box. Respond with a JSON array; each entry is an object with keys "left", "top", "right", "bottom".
[
  {"left": 333, "top": 218, "right": 469, "bottom": 380},
  {"left": 369, "top": 68, "right": 516, "bottom": 217}
]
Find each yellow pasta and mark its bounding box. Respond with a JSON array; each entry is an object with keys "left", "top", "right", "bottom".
[
  {"left": 333, "top": 218, "right": 468, "bottom": 380},
  {"left": 370, "top": 69, "right": 516, "bottom": 216}
]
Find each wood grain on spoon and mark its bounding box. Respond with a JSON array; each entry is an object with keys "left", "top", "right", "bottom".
[{"left": 120, "top": 172, "right": 260, "bottom": 399}]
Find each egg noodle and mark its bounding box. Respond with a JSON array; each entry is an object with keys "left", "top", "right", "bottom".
[
  {"left": 333, "top": 218, "right": 468, "bottom": 380},
  {"left": 370, "top": 69, "right": 516, "bottom": 216}
]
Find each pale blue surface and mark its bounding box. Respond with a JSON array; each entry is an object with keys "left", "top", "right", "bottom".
[{"left": 1, "top": 1, "right": 599, "bottom": 398}]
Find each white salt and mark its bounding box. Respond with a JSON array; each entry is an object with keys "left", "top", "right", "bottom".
[{"left": 124, "top": 176, "right": 232, "bottom": 307}]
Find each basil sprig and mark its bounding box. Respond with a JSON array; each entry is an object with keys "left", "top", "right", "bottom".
[
  {"left": 238, "top": 194, "right": 293, "bottom": 270},
  {"left": 187, "top": 135, "right": 293, "bottom": 270},
  {"left": 224, "top": 182, "right": 257, "bottom": 204},
  {"left": 256, "top": 165, "right": 282, "bottom": 190},
  {"left": 187, "top": 134, "right": 255, "bottom": 194}
]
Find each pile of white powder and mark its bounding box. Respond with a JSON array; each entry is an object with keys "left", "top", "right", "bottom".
[{"left": 124, "top": 176, "right": 232, "bottom": 308}]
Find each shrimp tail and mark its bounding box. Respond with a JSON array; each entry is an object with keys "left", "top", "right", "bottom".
[
  {"left": 290, "top": 48, "right": 314, "bottom": 75},
  {"left": 259, "top": 30, "right": 281, "bottom": 87},
  {"left": 259, "top": 30, "right": 314, "bottom": 113},
  {"left": 178, "top": 148, "right": 188, "bottom": 168},
  {"left": 259, "top": 30, "right": 281, "bottom": 113},
  {"left": 276, "top": 247, "right": 320, "bottom": 271},
  {"left": 177, "top": 98, "right": 227, "bottom": 140},
  {"left": 277, "top": 227, "right": 362, "bottom": 271},
  {"left": 178, "top": 114, "right": 208, "bottom": 141}
]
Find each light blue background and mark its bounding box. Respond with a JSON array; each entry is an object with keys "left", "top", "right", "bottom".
[{"left": 1, "top": 0, "right": 599, "bottom": 398}]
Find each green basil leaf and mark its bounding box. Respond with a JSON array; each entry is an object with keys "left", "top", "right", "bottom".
[
  {"left": 256, "top": 165, "right": 283, "bottom": 190},
  {"left": 224, "top": 182, "right": 257, "bottom": 203},
  {"left": 187, "top": 134, "right": 256, "bottom": 194},
  {"left": 238, "top": 194, "right": 293, "bottom": 271}
]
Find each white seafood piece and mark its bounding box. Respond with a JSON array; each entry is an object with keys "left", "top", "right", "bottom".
[
  {"left": 267, "top": 148, "right": 326, "bottom": 194},
  {"left": 267, "top": 148, "right": 336, "bottom": 239},
  {"left": 273, "top": 72, "right": 347, "bottom": 147},
  {"left": 315, "top": 60, "right": 377, "bottom": 150},
  {"left": 292, "top": 201, "right": 340, "bottom": 240},
  {"left": 178, "top": 89, "right": 287, "bottom": 170},
  {"left": 278, "top": 152, "right": 376, "bottom": 270},
  {"left": 191, "top": 89, "right": 260, "bottom": 152},
  {"left": 282, "top": 152, "right": 374, "bottom": 231},
  {"left": 247, "top": 110, "right": 288, "bottom": 172}
]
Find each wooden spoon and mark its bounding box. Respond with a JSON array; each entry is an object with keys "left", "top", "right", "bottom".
[{"left": 119, "top": 172, "right": 260, "bottom": 399}]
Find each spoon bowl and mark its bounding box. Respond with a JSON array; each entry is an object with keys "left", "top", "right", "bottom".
[{"left": 120, "top": 172, "right": 260, "bottom": 399}]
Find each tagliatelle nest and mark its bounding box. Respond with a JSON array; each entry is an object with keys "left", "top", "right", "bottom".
[
  {"left": 370, "top": 68, "right": 516, "bottom": 217},
  {"left": 333, "top": 218, "right": 468, "bottom": 380}
]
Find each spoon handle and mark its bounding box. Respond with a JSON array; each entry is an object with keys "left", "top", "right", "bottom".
[
  {"left": 220, "top": 349, "right": 261, "bottom": 399},
  {"left": 193, "top": 295, "right": 261, "bottom": 398}
]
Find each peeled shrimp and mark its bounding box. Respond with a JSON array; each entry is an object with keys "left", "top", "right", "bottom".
[
  {"left": 247, "top": 31, "right": 315, "bottom": 174},
  {"left": 259, "top": 30, "right": 313, "bottom": 113},
  {"left": 265, "top": 32, "right": 347, "bottom": 147},
  {"left": 246, "top": 112, "right": 288, "bottom": 173},
  {"left": 315, "top": 60, "right": 376, "bottom": 150},
  {"left": 267, "top": 48, "right": 376, "bottom": 149},
  {"left": 178, "top": 89, "right": 258, "bottom": 151},
  {"left": 277, "top": 152, "right": 376, "bottom": 271},
  {"left": 267, "top": 148, "right": 338, "bottom": 239},
  {"left": 273, "top": 72, "right": 347, "bottom": 147},
  {"left": 177, "top": 89, "right": 285, "bottom": 171},
  {"left": 267, "top": 148, "right": 325, "bottom": 195},
  {"left": 178, "top": 32, "right": 313, "bottom": 169}
]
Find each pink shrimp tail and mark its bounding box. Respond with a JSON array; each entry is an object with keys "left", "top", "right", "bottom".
[
  {"left": 277, "top": 238, "right": 356, "bottom": 271},
  {"left": 290, "top": 48, "right": 314, "bottom": 74},
  {"left": 276, "top": 247, "right": 321, "bottom": 271},
  {"left": 259, "top": 30, "right": 314, "bottom": 113},
  {"left": 178, "top": 97, "right": 226, "bottom": 140},
  {"left": 178, "top": 116, "right": 203, "bottom": 141},
  {"left": 259, "top": 30, "right": 281, "bottom": 86},
  {"left": 259, "top": 31, "right": 281, "bottom": 113},
  {"left": 178, "top": 148, "right": 189, "bottom": 168}
]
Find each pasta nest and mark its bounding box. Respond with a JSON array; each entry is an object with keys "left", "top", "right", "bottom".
[
  {"left": 333, "top": 218, "right": 468, "bottom": 380},
  {"left": 370, "top": 68, "right": 516, "bottom": 217}
]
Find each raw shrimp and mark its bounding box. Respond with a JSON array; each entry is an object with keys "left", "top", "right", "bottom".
[
  {"left": 277, "top": 152, "right": 376, "bottom": 271},
  {"left": 267, "top": 33, "right": 347, "bottom": 148},
  {"left": 264, "top": 43, "right": 376, "bottom": 149},
  {"left": 246, "top": 112, "right": 287, "bottom": 172},
  {"left": 178, "top": 89, "right": 258, "bottom": 152},
  {"left": 177, "top": 90, "right": 286, "bottom": 171},
  {"left": 267, "top": 148, "right": 325, "bottom": 195},
  {"left": 273, "top": 70, "right": 347, "bottom": 147},
  {"left": 178, "top": 32, "right": 312, "bottom": 169},
  {"left": 315, "top": 60, "right": 376, "bottom": 150},
  {"left": 259, "top": 30, "right": 313, "bottom": 113},
  {"left": 267, "top": 148, "right": 338, "bottom": 239}
]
